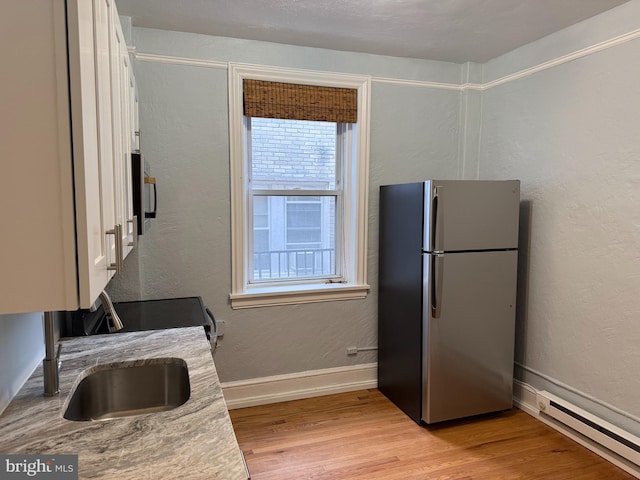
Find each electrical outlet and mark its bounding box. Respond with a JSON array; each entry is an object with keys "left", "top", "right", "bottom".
[
  {"left": 216, "top": 320, "right": 226, "bottom": 337},
  {"left": 346, "top": 347, "right": 358, "bottom": 355}
]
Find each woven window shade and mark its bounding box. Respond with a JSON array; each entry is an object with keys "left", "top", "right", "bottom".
[{"left": 243, "top": 79, "right": 357, "bottom": 123}]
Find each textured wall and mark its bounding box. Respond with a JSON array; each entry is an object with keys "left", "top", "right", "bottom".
[
  {"left": 107, "top": 29, "right": 464, "bottom": 382},
  {"left": 478, "top": 0, "right": 640, "bottom": 435}
]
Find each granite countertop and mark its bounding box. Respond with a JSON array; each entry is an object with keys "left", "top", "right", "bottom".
[{"left": 0, "top": 328, "right": 248, "bottom": 479}]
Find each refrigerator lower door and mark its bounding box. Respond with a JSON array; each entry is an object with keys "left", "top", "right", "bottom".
[{"left": 421, "top": 250, "right": 518, "bottom": 424}]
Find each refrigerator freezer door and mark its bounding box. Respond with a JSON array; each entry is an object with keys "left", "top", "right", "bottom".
[
  {"left": 421, "top": 250, "right": 518, "bottom": 424},
  {"left": 424, "top": 180, "right": 520, "bottom": 252}
]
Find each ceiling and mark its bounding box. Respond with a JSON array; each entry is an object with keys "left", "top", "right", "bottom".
[{"left": 115, "top": 0, "right": 630, "bottom": 64}]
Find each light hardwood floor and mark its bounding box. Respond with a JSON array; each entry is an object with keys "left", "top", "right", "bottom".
[{"left": 229, "top": 389, "right": 634, "bottom": 480}]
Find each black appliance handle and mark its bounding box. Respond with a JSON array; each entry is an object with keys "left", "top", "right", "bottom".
[
  {"left": 205, "top": 307, "right": 218, "bottom": 334},
  {"left": 205, "top": 307, "right": 218, "bottom": 351},
  {"left": 145, "top": 177, "right": 157, "bottom": 218}
]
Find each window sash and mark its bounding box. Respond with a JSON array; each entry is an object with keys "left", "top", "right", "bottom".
[
  {"left": 248, "top": 192, "right": 342, "bottom": 284},
  {"left": 247, "top": 117, "right": 341, "bottom": 192}
]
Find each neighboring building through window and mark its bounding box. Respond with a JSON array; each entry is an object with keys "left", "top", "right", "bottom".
[
  {"left": 250, "top": 118, "right": 337, "bottom": 281},
  {"left": 228, "top": 64, "right": 371, "bottom": 308}
]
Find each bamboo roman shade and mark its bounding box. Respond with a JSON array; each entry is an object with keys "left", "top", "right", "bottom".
[{"left": 243, "top": 79, "right": 357, "bottom": 123}]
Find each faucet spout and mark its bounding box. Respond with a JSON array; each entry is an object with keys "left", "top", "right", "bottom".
[
  {"left": 99, "top": 290, "right": 124, "bottom": 332},
  {"left": 43, "top": 311, "right": 60, "bottom": 396}
]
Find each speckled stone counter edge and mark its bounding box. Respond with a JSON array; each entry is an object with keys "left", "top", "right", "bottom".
[{"left": 0, "top": 328, "right": 248, "bottom": 480}]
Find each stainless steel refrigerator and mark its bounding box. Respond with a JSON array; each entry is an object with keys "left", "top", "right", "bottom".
[{"left": 378, "top": 180, "right": 520, "bottom": 424}]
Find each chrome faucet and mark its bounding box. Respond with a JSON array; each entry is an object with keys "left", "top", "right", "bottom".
[
  {"left": 98, "top": 290, "right": 124, "bottom": 333},
  {"left": 43, "top": 311, "right": 61, "bottom": 396},
  {"left": 42, "top": 291, "right": 123, "bottom": 396}
]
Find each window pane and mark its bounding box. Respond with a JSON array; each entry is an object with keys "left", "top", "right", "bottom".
[
  {"left": 254, "top": 196, "right": 269, "bottom": 228},
  {"left": 252, "top": 196, "right": 271, "bottom": 276},
  {"left": 251, "top": 195, "right": 336, "bottom": 281},
  {"left": 287, "top": 199, "right": 322, "bottom": 242},
  {"left": 250, "top": 118, "right": 337, "bottom": 190},
  {"left": 254, "top": 230, "right": 269, "bottom": 252}
]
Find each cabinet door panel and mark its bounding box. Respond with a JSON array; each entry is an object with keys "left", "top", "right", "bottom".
[
  {"left": 109, "top": 10, "right": 133, "bottom": 258},
  {"left": 121, "top": 50, "right": 135, "bottom": 255},
  {"left": 68, "top": 0, "right": 112, "bottom": 308},
  {"left": 92, "top": 0, "right": 118, "bottom": 294}
]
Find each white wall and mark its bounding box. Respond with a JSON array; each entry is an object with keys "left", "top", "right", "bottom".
[
  {"left": 0, "top": 313, "right": 44, "bottom": 414},
  {"left": 107, "top": 29, "right": 467, "bottom": 383},
  {"left": 478, "top": 0, "right": 640, "bottom": 435}
]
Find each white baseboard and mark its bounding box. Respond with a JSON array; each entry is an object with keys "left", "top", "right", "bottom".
[
  {"left": 513, "top": 380, "right": 640, "bottom": 479},
  {"left": 220, "top": 363, "right": 377, "bottom": 410}
]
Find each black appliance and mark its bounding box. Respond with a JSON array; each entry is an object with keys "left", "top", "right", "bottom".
[
  {"left": 132, "top": 151, "right": 157, "bottom": 234},
  {"left": 63, "top": 296, "right": 218, "bottom": 349}
]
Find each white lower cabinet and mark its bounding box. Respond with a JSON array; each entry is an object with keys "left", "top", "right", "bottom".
[{"left": 0, "top": 0, "right": 136, "bottom": 314}]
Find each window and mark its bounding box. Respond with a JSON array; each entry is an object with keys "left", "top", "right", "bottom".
[
  {"left": 250, "top": 118, "right": 337, "bottom": 282},
  {"left": 228, "top": 64, "right": 371, "bottom": 308}
]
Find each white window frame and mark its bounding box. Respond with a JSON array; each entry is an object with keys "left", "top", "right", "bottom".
[{"left": 228, "top": 63, "right": 371, "bottom": 309}]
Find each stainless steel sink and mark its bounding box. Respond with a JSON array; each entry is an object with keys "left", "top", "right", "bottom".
[{"left": 63, "top": 358, "right": 190, "bottom": 421}]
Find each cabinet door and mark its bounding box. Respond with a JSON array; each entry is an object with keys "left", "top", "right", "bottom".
[
  {"left": 92, "top": 0, "right": 118, "bottom": 289},
  {"left": 68, "top": 0, "right": 114, "bottom": 308},
  {"left": 121, "top": 52, "right": 136, "bottom": 252},
  {"left": 109, "top": 10, "right": 135, "bottom": 258},
  {"left": 130, "top": 74, "right": 140, "bottom": 152}
]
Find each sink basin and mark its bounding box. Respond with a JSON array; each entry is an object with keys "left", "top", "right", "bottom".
[{"left": 63, "top": 358, "right": 190, "bottom": 421}]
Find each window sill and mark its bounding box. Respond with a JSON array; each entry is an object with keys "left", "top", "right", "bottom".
[{"left": 229, "top": 283, "right": 370, "bottom": 309}]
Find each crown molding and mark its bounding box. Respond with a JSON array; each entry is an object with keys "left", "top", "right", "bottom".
[
  {"left": 482, "top": 28, "right": 640, "bottom": 91},
  {"left": 131, "top": 26, "right": 640, "bottom": 92},
  {"left": 135, "top": 52, "right": 228, "bottom": 69}
]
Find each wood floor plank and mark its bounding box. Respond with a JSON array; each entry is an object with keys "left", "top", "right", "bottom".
[{"left": 229, "top": 389, "right": 634, "bottom": 479}]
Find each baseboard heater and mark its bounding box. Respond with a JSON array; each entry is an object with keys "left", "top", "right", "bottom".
[{"left": 536, "top": 391, "right": 640, "bottom": 467}]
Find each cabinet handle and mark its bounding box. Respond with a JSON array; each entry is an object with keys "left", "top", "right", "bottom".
[
  {"left": 115, "top": 224, "right": 124, "bottom": 272},
  {"left": 128, "top": 216, "right": 138, "bottom": 247},
  {"left": 106, "top": 224, "right": 124, "bottom": 274}
]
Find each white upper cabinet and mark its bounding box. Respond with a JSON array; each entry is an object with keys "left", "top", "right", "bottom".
[
  {"left": 131, "top": 73, "right": 140, "bottom": 152},
  {"left": 0, "top": 0, "right": 137, "bottom": 315},
  {"left": 107, "top": 4, "right": 136, "bottom": 257}
]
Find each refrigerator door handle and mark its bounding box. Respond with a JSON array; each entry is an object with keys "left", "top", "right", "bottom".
[
  {"left": 431, "top": 254, "right": 444, "bottom": 319},
  {"left": 432, "top": 186, "right": 444, "bottom": 252}
]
